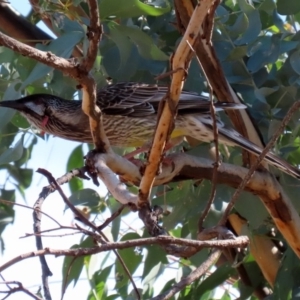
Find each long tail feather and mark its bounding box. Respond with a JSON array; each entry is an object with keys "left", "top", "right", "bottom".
[
  {"left": 217, "top": 126, "right": 300, "bottom": 179},
  {"left": 183, "top": 115, "right": 300, "bottom": 179}
]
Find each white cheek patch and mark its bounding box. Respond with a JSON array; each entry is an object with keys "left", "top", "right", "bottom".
[{"left": 24, "top": 102, "right": 45, "bottom": 116}]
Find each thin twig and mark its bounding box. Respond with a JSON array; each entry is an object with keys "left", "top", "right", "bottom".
[
  {"left": 0, "top": 236, "right": 249, "bottom": 273},
  {"left": 37, "top": 168, "right": 141, "bottom": 300},
  {"left": 151, "top": 250, "right": 222, "bottom": 300},
  {"left": 184, "top": 6, "right": 220, "bottom": 230},
  {"left": 33, "top": 167, "right": 89, "bottom": 300},
  {"left": 21, "top": 226, "right": 83, "bottom": 239},
  {"left": 0, "top": 281, "right": 42, "bottom": 300},
  {"left": 138, "top": 0, "right": 216, "bottom": 207},
  {"left": 219, "top": 101, "right": 300, "bottom": 225},
  {"left": 97, "top": 205, "right": 127, "bottom": 230},
  {"left": 0, "top": 199, "right": 61, "bottom": 227},
  {"left": 81, "top": 0, "right": 101, "bottom": 72},
  {"left": 198, "top": 88, "right": 220, "bottom": 231}
]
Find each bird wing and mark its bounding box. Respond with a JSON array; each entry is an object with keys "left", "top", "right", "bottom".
[{"left": 96, "top": 82, "right": 245, "bottom": 117}]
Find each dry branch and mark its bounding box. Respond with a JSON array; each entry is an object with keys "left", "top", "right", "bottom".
[
  {"left": 0, "top": 236, "right": 249, "bottom": 273},
  {"left": 138, "top": 0, "right": 217, "bottom": 207},
  {"left": 0, "top": 3, "right": 52, "bottom": 46},
  {"left": 174, "top": 0, "right": 265, "bottom": 167},
  {"left": 219, "top": 100, "right": 300, "bottom": 225},
  {"left": 151, "top": 250, "right": 222, "bottom": 300},
  {"left": 153, "top": 153, "right": 300, "bottom": 258},
  {"left": 229, "top": 214, "right": 281, "bottom": 287}
]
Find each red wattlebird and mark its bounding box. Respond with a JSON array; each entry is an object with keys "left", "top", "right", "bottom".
[{"left": 1, "top": 82, "right": 299, "bottom": 178}]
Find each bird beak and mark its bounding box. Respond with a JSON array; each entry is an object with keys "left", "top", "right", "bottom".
[
  {"left": 0, "top": 100, "right": 26, "bottom": 111},
  {"left": 0, "top": 100, "right": 45, "bottom": 116}
]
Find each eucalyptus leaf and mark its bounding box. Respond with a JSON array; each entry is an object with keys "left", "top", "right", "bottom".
[
  {"left": 67, "top": 145, "right": 84, "bottom": 193},
  {"left": 100, "top": 0, "right": 170, "bottom": 20},
  {"left": 20, "top": 31, "right": 84, "bottom": 89},
  {"left": 62, "top": 237, "right": 94, "bottom": 293},
  {"left": 112, "top": 24, "right": 168, "bottom": 61},
  {"left": 0, "top": 135, "right": 24, "bottom": 165},
  {"left": 68, "top": 188, "right": 101, "bottom": 209},
  {"left": 277, "top": 0, "right": 300, "bottom": 15},
  {"left": 115, "top": 232, "right": 143, "bottom": 289},
  {"left": 108, "top": 22, "right": 133, "bottom": 70},
  {"left": 0, "top": 82, "right": 22, "bottom": 130},
  {"left": 290, "top": 50, "right": 300, "bottom": 75}
]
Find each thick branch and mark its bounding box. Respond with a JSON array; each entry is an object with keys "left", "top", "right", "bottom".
[
  {"left": 174, "top": 0, "right": 265, "bottom": 167},
  {"left": 229, "top": 214, "right": 281, "bottom": 287},
  {"left": 138, "top": 0, "right": 216, "bottom": 207},
  {"left": 158, "top": 153, "right": 300, "bottom": 258},
  {"left": 0, "top": 3, "right": 52, "bottom": 46},
  {"left": 0, "top": 31, "right": 79, "bottom": 77}
]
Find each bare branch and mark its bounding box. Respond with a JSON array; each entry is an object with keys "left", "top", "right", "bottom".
[
  {"left": 229, "top": 214, "right": 281, "bottom": 287},
  {"left": 219, "top": 101, "right": 300, "bottom": 225},
  {"left": 85, "top": 152, "right": 139, "bottom": 206},
  {"left": 151, "top": 152, "right": 300, "bottom": 259},
  {"left": 97, "top": 205, "right": 127, "bottom": 231},
  {"left": 0, "top": 236, "right": 249, "bottom": 273},
  {"left": 0, "top": 281, "right": 42, "bottom": 300},
  {"left": 151, "top": 250, "right": 222, "bottom": 300},
  {"left": 174, "top": 0, "right": 265, "bottom": 167},
  {"left": 0, "top": 31, "right": 78, "bottom": 74},
  {"left": 0, "top": 3, "right": 52, "bottom": 46},
  {"left": 36, "top": 168, "right": 140, "bottom": 300},
  {"left": 138, "top": 0, "right": 217, "bottom": 207}
]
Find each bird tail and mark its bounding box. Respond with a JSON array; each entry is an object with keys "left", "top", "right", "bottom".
[
  {"left": 217, "top": 126, "right": 300, "bottom": 179},
  {"left": 213, "top": 102, "right": 246, "bottom": 111}
]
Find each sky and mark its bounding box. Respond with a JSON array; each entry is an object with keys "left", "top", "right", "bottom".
[{"left": 0, "top": 1, "right": 110, "bottom": 299}]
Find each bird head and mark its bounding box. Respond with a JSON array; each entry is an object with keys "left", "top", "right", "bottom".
[
  {"left": 0, "top": 94, "right": 92, "bottom": 142},
  {"left": 0, "top": 94, "right": 50, "bottom": 127}
]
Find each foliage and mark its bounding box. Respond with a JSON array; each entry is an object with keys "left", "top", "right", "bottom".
[{"left": 1, "top": 0, "right": 300, "bottom": 299}]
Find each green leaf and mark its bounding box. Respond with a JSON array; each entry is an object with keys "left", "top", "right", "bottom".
[
  {"left": 62, "top": 237, "right": 94, "bottom": 293},
  {"left": 100, "top": 0, "right": 170, "bottom": 19},
  {"left": 67, "top": 145, "right": 84, "bottom": 170},
  {"left": 68, "top": 188, "right": 101, "bottom": 210},
  {"left": 111, "top": 214, "right": 121, "bottom": 242},
  {"left": 7, "top": 167, "right": 33, "bottom": 189},
  {"left": 247, "top": 35, "right": 280, "bottom": 72},
  {"left": 88, "top": 265, "right": 113, "bottom": 300},
  {"left": 111, "top": 24, "right": 168, "bottom": 61},
  {"left": 196, "top": 263, "right": 236, "bottom": 296},
  {"left": 67, "top": 145, "right": 84, "bottom": 193},
  {"left": 115, "top": 232, "right": 143, "bottom": 289},
  {"left": 20, "top": 31, "right": 84, "bottom": 89},
  {"left": 0, "top": 82, "right": 22, "bottom": 130},
  {"left": 0, "top": 135, "right": 24, "bottom": 165},
  {"left": 290, "top": 50, "right": 300, "bottom": 75},
  {"left": 228, "top": 13, "right": 249, "bottom": 35},
  {"left": 226, "top": 46, "right": 248, "bottom": 61},
  {"left": 107, "top": 22, "right": 133, "bottom": 70},
  {"left": 259, "top": 0, "right": 276, "bottom": 14},
  {"left": 274, "top": 248, "right": 300, "bottom": 300},
  {"left": 277, "top": 0, "right": 300, "bottom": 15},
  {"left": 235, "top": 0, "right": 261, "bottom": 45},
  {"left": 142, "top": 245, "right": 168, "bottom": 279},
  {"left": 10, "top": 113, "right": 30, "bottom": 129},
  {"left": 0, "top": 189, "right": 15, "bottom": 237}
]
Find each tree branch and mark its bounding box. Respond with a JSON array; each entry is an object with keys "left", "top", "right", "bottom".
[
  {"left": 0, "top": 236, "right": 249, "bottom": 273},
  {"left": 151, "top": 250, "right": 222, "bottom": 300},
  {"left": 138, "top": 0, "right": 217, "bottom": 207}
]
